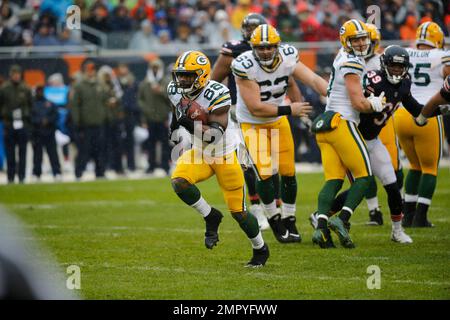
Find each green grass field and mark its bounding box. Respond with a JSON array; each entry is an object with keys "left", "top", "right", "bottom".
[{"left": 0, "top": 169, "right": 449, "bottom": 300}]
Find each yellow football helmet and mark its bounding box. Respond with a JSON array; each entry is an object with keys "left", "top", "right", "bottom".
[
  {"left": 172, "top": 50, "right": 211, "bottom": 94},
  {"left": 250, "top": 24, "right": 281, "bottom": 66},
  {"left": 366, "top": 23, "right": 381, "bottom": 57},
  {"left": 416, "top": 21, "right": 444, "bottom": 49},
  {"left": 339, "top": 19, "right": 371, "bottom": 57}
]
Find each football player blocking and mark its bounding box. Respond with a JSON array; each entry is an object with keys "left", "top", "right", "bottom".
[
  {"left": 394, "top": 22, "right": 450, "bottom": 228},
  {"left": 210, "top": 13, "right": 304, "bottom": 232},
  {"left": 361, "top": 23, "right": 405, "bottom": 226},
  {"left": 232, "top": 24, "right": 327, "bottom": 244},
  {"left": 311, "top": 45, "right": 422, "bottom": 245},
  {"left": 168, "top": 50, "right": 269, "bottom": 268},
  {"left": 311, "top": 19, "right": 390, "bottom": 249}
]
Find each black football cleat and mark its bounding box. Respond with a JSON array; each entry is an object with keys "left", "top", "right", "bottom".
[
  {"left": 328, "top": 216, "right": 355, "bottom": 249},
  {"left": 204, "top": 208, "right": 223, "bottom": 249},
  {"left": 282, "top": 216, "right": 302, "bottom": 243},
  {"left": 411, "top": 213, "right": 434, "bottom": 228},
  {"left": 367, "top": 207, "right": 384, "bottom": 226},
  {"left": 312, "top": 227, "right": 336, "bottom": 249},
  {"left": 402, "top": 211, "right": 415, "bottom": 228},
  {"left": 268, "top": 214, "right": 297, "bottom": 243},
  {"left": 246, "top": 243, "right": 269, "bottom": 268}
]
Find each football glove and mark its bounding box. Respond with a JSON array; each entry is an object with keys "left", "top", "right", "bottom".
[
  {"left": 300, "top": 116, "right": 312, "bottom": 132},
  {"left": 367, "top": 91, "right": 386, "bottom": 112},
  {"left": 178, "top": 115, "right": 195, "bottom": 134},
  {"left": 414, "top": 113, "right": 428, "bottom": 127},
  {"left": 439, "top": 105, "right": 450, "bottom": 115}
]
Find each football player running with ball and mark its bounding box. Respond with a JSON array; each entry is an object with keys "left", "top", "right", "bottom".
[
  {"left": 311, "top": 19, "right": 386, "bottom": 249},
  {"left": 168, "top": 50, "right": 269, "bottom": 267},
  {"left": 393, "top": 22, "right": 450, "bottom": 228},
  {"left": 232, "top": 24, "right": 327, "bottom": 244}
]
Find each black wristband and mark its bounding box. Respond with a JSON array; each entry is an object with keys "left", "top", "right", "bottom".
[
  {"left": 208, "top": 122, "right": 225, "bottom": 135},
  {"left": 203, "top": 122, "right": 225, "bottom": 144},
  {"left": 178, "top": 115, "right": 195, "bottom": 134},
  {"left": 277, "top": 105, "right": 292, "bottom": 116}
]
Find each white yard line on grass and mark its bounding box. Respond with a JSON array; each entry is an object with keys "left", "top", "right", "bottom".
[
  {"left": 22, "top": 224, "right": 236, "bottom": 235},
  {"left": 57, "top": 261, "right": 450, "bottom": 287},
  {"left": 9, "top": 200, "right": 157, "bottom": 209}
]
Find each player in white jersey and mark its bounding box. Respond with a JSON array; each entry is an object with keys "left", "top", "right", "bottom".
[
  {"left": 393, "top": 22, "right": 450, "bottom": 227},
  {"left": 311, "top": 19, "right": 386, "bottom": 248},
  {"left": 168, "top": 50, "right": 269, "bottom": 267},
  {"left": 308, "top": 22, "right": 391, "bottom": 228},
  {"left": 232, "top": 24, "right": 326, "bottom": 244}
]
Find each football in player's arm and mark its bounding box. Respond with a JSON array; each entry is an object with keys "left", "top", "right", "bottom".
[{"left": 168, "top": 50, "right": 269, "bottom": 268}]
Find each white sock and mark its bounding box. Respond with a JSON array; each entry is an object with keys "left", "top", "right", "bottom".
[
  {"left": 342, "top": 206, "right": 354, "bottom": 215},
  {"left": 392, "top": 220, "right": 402, "bottom": 231},
  {"left": 281, "top": 203, "right": 296, "bottom": 218},
  {"left": 418, "top": 197, "right": 431, "bottom": 206},
  {"left": 249, "top": 232, "right": 264, "bottom": 249},
  {"left": 191, "top": 197, "right": 212, "bottom": 217},
  {"left": 366, "top": 197, "right": 379, "bottom": 211},
  {"left": 262, "top": 200, "right": 277, "bottom": 219},
  {"left": 404, "top": 193, "right": 418, "bottom": 203}
]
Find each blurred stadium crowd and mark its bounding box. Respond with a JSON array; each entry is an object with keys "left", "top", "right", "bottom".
[
  {"left": 0, "top": 58, "right": 177, "bottom": 183},
  {"left": 0, "top": 0, "right": 448, "bottom": 49}
]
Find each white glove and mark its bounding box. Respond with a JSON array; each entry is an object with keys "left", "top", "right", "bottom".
[
  {"left": 300, "top": 116, "right": 312, "bottom": 131},
  {"left": 439, "top": 105, "right": 450, "bottom": 115},
  {"left": 414, "top": 113, "right": 428, "bottom": 127},
  {"left": 367, "top": 91, "right": 386, "bottom": 112}
]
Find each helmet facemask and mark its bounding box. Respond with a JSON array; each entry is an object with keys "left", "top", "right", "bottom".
[
  {"left": 242, "top": 24, "right": 257, "bottom": 41},
  {"left": 381, "top": 56, "right": 409, "bottom": 84},
  {"left": 385, "top": 62, "right": 408, "bottom": 84},
  {"left": 347, "top": 33, "right": 371, "bottom": 57},
  {"left": 365, "top": 39, "right": 379, "bottom": 59},
  {"left": 252, "top": 44, "right": 279, "bottom": 67},
  {"left": 172, "top": 70, "right": 200, "bottom": 94}
]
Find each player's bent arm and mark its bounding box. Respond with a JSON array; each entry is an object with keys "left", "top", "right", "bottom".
[
  {"left": 418, "top": 71, "right": 450, "bottom": 120},
  {"left": 420, "top": 92, "right": 448, "bottom": 118},
  {"left": 206, "top": 105, "right": 229, "bottom": 130},
  {"left": 201, "top": 105, "right": 229, "bottom": 143},
  {"left": 345, "top": 74, "right": 373, "bottom": 113},
  {"left": 287, "top": 76, "right": 303, "bottom": 102},
  {"left": 401, "top": 94, "right": 422, "bottom": 117},
  {"left": 443, "top": 65, "right": 450, "bottom": 78},
  {"left": 211, "top": 54, "right": 233, "bottom": 83},
  {"left": 292, "top": 61, "right": 328, "bottom": 97},
  {"left": 236, "top": 77, "right": 312, "bottom": 117},
  {"left": 235, "top": 77, "right": 280, "bottom": 117}
]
